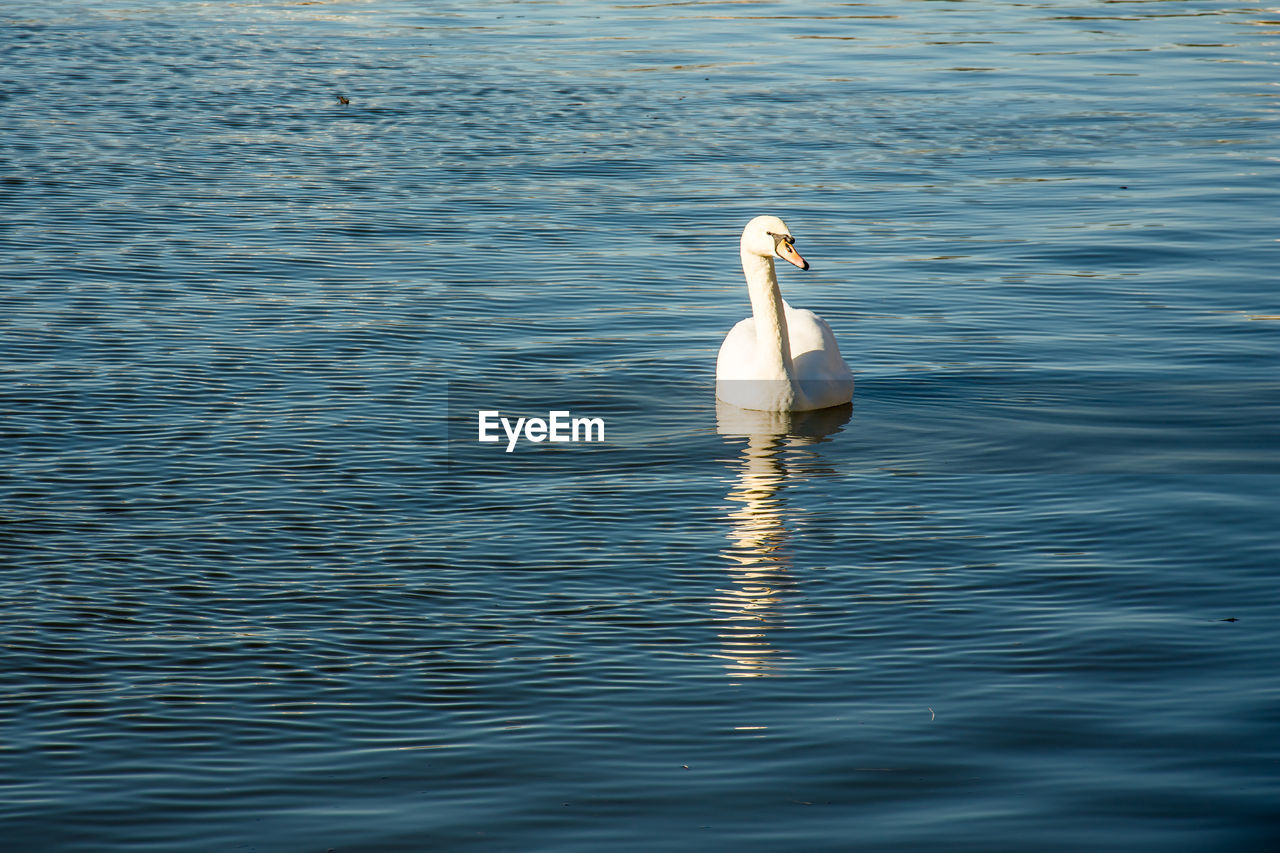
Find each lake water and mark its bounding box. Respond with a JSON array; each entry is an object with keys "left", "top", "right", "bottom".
[{"left": 2, "top": 1, "right": 1279, "bottom": 850}]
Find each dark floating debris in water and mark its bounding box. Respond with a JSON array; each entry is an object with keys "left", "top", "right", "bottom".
[
  {"left": 1220, "top": 617, "right": 1239, "bottom": 622},
  {"left": 336, "top": 94, "right": 350, "bottom": 104}
]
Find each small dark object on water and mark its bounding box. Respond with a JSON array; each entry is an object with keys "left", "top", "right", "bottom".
[
  {"left": 1221, "top": 617, "right": 1238, "bottom": 622},
  {"left": 336, "top": 94, "right": 350, "bottom": 104},
  {"left": 1120, "top": 185, "right": 1128, "bottom": 189}
]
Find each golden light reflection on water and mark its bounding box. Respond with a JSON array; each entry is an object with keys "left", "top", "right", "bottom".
[{"left": 714, "top": 401, "right": 851, "bottom": 682}]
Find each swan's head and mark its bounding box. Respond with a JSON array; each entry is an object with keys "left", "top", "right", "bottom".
[{"left": 741, "top": 215, "right": 809, "bottom": 270}]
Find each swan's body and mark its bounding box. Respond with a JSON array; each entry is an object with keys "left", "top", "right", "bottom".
[{"left": 716, "top": 216, "right": 854, "bottom": 411}]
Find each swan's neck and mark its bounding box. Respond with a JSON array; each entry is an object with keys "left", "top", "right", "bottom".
[{"left": 741, "top": 248, "right": 794, "bottom": 381}]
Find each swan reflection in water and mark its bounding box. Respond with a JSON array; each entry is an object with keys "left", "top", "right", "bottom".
[{"left": 714, "top": 399, "right": 851, "bottom": 681}]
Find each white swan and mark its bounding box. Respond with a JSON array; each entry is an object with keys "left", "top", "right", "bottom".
[{"left": 715, "top": 215, "right": 854, "bottom": 412}]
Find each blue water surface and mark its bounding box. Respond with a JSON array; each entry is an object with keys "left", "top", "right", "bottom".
[{"left": 2, "top": 1, "right": 1279, "bottom": 850}]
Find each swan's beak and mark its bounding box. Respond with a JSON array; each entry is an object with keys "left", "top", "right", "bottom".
[{"left": 777, "top": 241, "right": 809, "bottom": 271}]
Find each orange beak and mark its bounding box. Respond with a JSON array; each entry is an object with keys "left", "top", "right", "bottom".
[{"left": 777, "top": 241, "right": 809, "bottom": 270}]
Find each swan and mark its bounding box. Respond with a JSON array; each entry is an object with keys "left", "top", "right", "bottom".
[{"left": 715, "top": 216, "right": 854, "bottom": 411}]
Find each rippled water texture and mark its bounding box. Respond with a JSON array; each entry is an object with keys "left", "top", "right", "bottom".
[{"left": 2, "top": 1, "right": 1279, "bottom": 851}]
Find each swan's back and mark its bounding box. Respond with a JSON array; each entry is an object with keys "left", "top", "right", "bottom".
[{"left": 717, "top": 301, "right": 852, "bottom": 411}]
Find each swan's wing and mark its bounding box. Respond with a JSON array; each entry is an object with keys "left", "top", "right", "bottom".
[
  {"left": 716, "top": 316, "right": 757, "bottom": 380},
  {"left": 784, "top": 306, "right": 847, "bottom": 369}
]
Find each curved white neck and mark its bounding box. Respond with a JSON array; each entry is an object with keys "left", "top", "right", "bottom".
[{"left": 741, "top": 248, "right": 794, "bottom": 381}]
